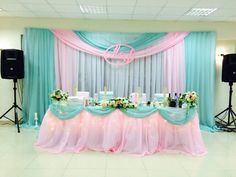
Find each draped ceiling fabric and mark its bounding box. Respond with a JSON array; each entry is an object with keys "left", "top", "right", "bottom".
[{"left": 22, "top": 28, "right": 216, "bottom": 130}]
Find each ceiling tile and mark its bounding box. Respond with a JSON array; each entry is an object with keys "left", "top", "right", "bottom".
[
  {"left": 159, "top": 7, "right": 189, "bottom": 16},
  {"left": 77, "top": 0, "right": 106, "bottom": 6},
  {"left": 0, "top": 3, "right": 27, "bottom": 11},
  {"left": 136, "top": 0, "right": 167, "bottom": 6},
  {"left": 194, "top": 0, "right": 225, "bottom": 8},
  {"left": 222, "top": 0, "right": 236, "bottom": 8},
  {"left": 134, "top": 6, "right": 162, "bottom": 15},
  {"left": 107, "top": 0, "right": 136, "bottom": 6},
  {"left": 47, "top": 0, "right": 77, "bottom": 5},
  {"left": 53, "top": 4, "right": 81, "bottom": 13},
  {"left": 18, "top": 0, "right": 47, "bottom": 3},
  {"left": 210, "top": 8, "right": 235, "bottom": 17},
  {"left": 1, "top": 0, "right": 20, "bottom": 3},
  {"left": 23, "top": 4, "right": 54, "bottom": 12},
  {"left": 165, "top": 0, "right": 198, "bottom": 7},
  {"left": 107, "top": 6, "right": 134, "bottom": 14}
]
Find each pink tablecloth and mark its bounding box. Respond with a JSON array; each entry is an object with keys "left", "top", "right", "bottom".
[{"left": 35, "top": 110, "right": 207, "bottom": 156}]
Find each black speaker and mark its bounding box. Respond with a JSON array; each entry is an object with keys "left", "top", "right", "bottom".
[
  {"left": 222, "top": 54, "right": 236, "bottom": 82},
  {"left": 1, "top": 49, "right": 24, "bottom": 79}
]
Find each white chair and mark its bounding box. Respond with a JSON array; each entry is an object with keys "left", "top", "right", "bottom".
[
  {"left": 98, "top": 91, "right": 113, "bottom": 101},
  {"left": 130, "top": 92, "right": 146, "bottom": 103},
  {"left": 68, "top": 91, "right": 90, "bottom": 105},
  {"left": 77, "top": 91, "right": 90, "bottom": 99},
  {"left": 153, "top": 93, "right": 168, "bottom": 102}
]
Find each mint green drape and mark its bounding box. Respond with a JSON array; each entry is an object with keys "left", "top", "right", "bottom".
[
  {"left": 22, "top": 28, "right": 55, "bottom": 126},
  {"left": 184, "top": 32, "right": 216, "bottom": 130},
  {"left": 49, "top": 103, "right": 196, "bottom": 125},
  {"left": 74, "top": 31, "right": 167, "bottom": 51}
]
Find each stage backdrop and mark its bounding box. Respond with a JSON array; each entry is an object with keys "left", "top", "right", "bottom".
[{"left": 22, "top": 28, "right": 216, "bottom": 130}]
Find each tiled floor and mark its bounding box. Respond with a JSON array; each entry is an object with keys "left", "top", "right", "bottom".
[{"left": 0, "top": 125, "right": 236, "bottom": 177}]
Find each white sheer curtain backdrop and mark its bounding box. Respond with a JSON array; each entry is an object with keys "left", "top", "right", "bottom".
[{"left": 55, "top": 39, "right": 185, "bottom": 100}]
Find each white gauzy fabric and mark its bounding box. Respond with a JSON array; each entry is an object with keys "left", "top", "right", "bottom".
[{"left": 54, "top": 39, "right": 185, "bottom": 100}]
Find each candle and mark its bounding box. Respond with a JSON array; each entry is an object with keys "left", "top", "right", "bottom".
[
  {"left": 137, "top": 87, "right": 141, "bottom": 104},
  {"left": 104, "top": 86, "right": 107, "bottom": 102},
  {"left": 34, "top": 112, "right": 38, "bottom": 128},
  {"left": 163, "top": 87, "right": 167, "bottom": 98},
  {"left": 34, "top": 112, "right": 38, "bottom": 120},
  {"left": 73, "top": 85, "right": 77, "bottom": 96}
]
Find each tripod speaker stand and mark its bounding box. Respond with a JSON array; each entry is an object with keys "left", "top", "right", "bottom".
[
  {"left": 0, "top": 79, "right": 22, "bottom": 133},
  {"left": 215, "top": 53, "right": 236, "bottom": 131},
  {"left": 0, "top": 49, "right": 24, "bottom": 133},
  {"left": 215, "top": 82, "right": 236, "bottom": 131}
]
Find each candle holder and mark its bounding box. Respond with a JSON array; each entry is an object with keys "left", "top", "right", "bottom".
[{"left": 34, "top": 112, "right": 38, "bottom": 128}]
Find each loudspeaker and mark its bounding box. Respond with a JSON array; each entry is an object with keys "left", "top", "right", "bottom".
[
  {"left": 222, "top": 54, "right": 236, "bottom": 82},
  {"left": 1, "top": 49, "right": 24, "bottom": 79}
]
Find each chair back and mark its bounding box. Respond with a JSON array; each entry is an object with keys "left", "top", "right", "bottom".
[
  {"left": 77, "top": 91, "right": 90, "bottom": 99},
  {"left": 153, "top": 93, "right": 168, "bottom": 102},
  {"left": 130, "top": 92, "right": 146, "bottom": 103},
  {"left": 98, "top": 91, "right": 113, "bottom": 101}
]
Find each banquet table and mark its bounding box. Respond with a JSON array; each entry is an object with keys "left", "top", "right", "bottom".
[{"left": 35, "top": 103, "right": 207, "bottom": 156}]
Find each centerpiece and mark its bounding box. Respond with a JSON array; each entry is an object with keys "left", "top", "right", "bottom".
[
  {"left": 178, "top": 91, "right": 198, "bottom": 108},
  {"left": 107, "top": 97, "right": 137, "bottom": 109},
  {"left": 50, "top": 89, "right": 69, "bottom": 102}
]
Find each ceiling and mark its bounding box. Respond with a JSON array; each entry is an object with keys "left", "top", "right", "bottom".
[{"left": 0, "top": 0, "right": 236, "bottom": 22}]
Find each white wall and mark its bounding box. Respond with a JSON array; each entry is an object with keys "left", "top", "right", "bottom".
[{"left": 0, "top": 17, "right": 236, "bottom": 120}]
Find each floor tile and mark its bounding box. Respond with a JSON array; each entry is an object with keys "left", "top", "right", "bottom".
[
  {"left": 107, "top": 154, "right": 145, "bottom": 169},
  {"left": 67, "top": 153, "right": 107, "bottom": 169},
  {"left": 63, "top": 169, "right": 106, "bottom": 177},
  {"left": 187, "top": 170, "right": 231, "bottom": 177},
  {"left": 26, "top": 153, "right": 72, "bottom": 169},
  {"left": 19, "top": 169, "right": 65, "bottom": 177},
  {"left": 0, "top": 124, "right": 236, "bottom": 177},
  {"left": 106, "top": 169, "right": 148, "bottom": 177},
  {"left": 147, "top": 170, "right": 190, "bottom": 177}
]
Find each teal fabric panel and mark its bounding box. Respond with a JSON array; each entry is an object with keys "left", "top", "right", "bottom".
[
  {"left": 50, "top": 103, "right": 84, "bottom": 120},
  {"left": 85, "top": 106, "right": 116, "bottom": 116},
  {"left": 49, "top": 104, "right": 196, "bottom": 125},
  {"left": 120, "top": 106, "right": 158, "bottom": 118},
  {"left": 22, "top": 28, "right": 55, "bottom": 125},
  {"left": 158, "top": 107, "right": 196, "bottom": 125},
  {"left": 185, "top": 32, "right": 216, "bottom": 129},
  {"left": 74, "top": 31, "right": 167, "bottom": 51}
]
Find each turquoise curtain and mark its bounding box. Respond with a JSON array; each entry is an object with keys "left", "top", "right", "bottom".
[
  {"left": 184, "top": 32, "right": 216, "bottom": 130},
  {"left": 74, "top": 31, "right": 166, "bottom": 51},
  {"left": 21, "top": 28, "right": 217, "bottom": 131},
  {"left": 22, "top": 28, "right": 55, "bottom": 126}
]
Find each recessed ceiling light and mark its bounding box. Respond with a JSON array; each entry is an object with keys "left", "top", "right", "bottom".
[
  {"left": 79, "top": 5, "right": 106, "bottom": 14},
  {"left": 186, "top": 8, "right": 217, "bottom": 16}
]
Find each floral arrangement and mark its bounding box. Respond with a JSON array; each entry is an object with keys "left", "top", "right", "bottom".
[
  {"left": 107, "top": 97, "right": 137, "bottom": 109},
  {"left": 179, "top": 91, "right": 198, "bottom": 108},
  {"left": 50, "top": 89, "right": 69, "bottom": 102}
]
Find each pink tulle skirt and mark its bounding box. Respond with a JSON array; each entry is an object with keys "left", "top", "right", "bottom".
[{"left": 35, "top": 110, "right": 207, "bottom": 156}]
